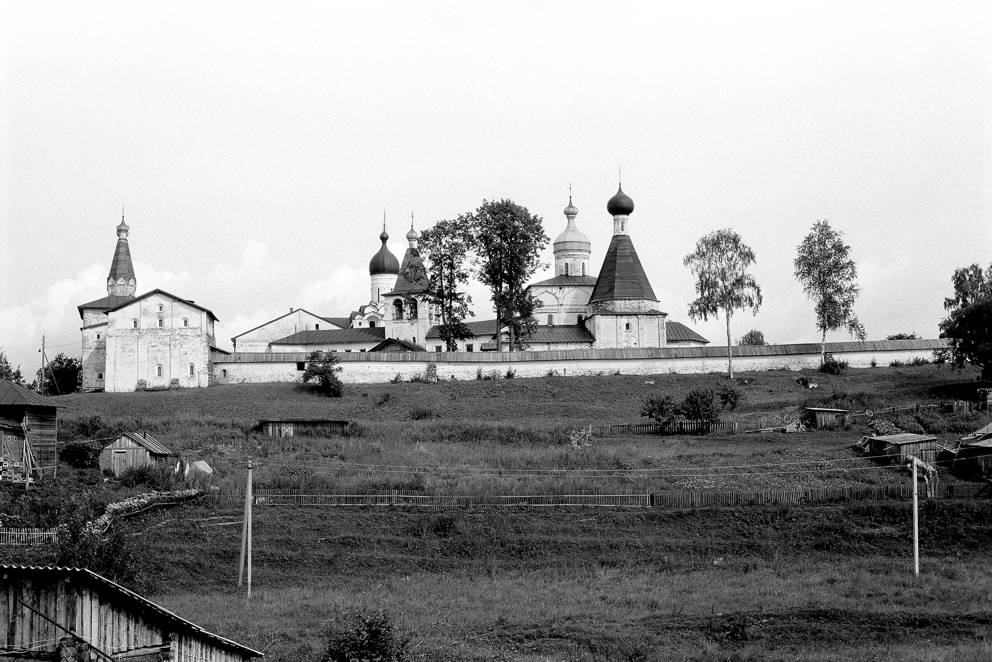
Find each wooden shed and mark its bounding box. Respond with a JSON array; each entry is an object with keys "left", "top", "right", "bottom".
[
  {"left": 0, "top": 564, "right": 262, "bottom": 661},
  {"left": 0, "top": 380, "right": 60, "bottom": 478},
  {"left": 803, "top": 407, "right": 849, "bottom": 429},
  {"left": 257, "top": 418, "right": 351, "bottom": 437},
  {"left": 99, "top": 432, "right": 174, "bottom": 476},
  {"left": 865, "top": 432, "right": 938, "bottom": 465}
]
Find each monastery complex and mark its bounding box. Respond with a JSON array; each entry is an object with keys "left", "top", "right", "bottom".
[{"left": 78, "top": 185, "right": 941, "bottom": 391}]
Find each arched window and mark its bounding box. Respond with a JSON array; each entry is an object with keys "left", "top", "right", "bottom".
[
  {"left": 564, "top": 263, "right": 570, "bottom": 276},
  {"left": 582, "top": 263, "right": 586, "bottom": 276},
  {"left": 188, "top": 363, "right": 195, "bottom": 377},
  {"left": 158, "top": 319, "right": 164, "bottom": 328},
  {"left": 369, "top": 320, "right": 376, "bottom": 328},
  {"left": 156, "top": 365, "right": 163, "bottom": 377},
  {"left": 393, "top": 299, "right": 404, "bottom": 320},
  {"left": 183, "top": 318, "right": 189, "bottom": 327},
  {"left": 577, "top": 314, "right": 584, "bottom": 324},
  {"left": 315, "top": 323, "right": 320, "bottom": 330},
  {"left": 132, "top": 319, "right": 138, "bottom": 328},
  {"left": 408, "top": 300, "right": 418, "bottom": 319},
  {"left": 625, "top": 322, "right": 631, "bottom": 331},
  {"left": 547, "top": 314, "right": 553, "bottom": 326},
  {"left": 158, "top": 304, "right": 164, "bottom": 312}
]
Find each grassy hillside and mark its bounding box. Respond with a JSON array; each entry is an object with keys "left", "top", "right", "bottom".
[{"left": 12, "top": 364, "right": 990, "bottom": 660}]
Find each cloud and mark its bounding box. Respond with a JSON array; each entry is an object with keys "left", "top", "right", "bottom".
[{"left": 297, "top": 265, "right": 365, "bottom": 314}]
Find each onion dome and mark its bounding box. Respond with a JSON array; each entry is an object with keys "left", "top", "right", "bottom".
[
  {"left": 406, "top": 225, "right": 420, "bottom": 244},
  {"left": 553, "top": 195, "right": 590, "bottom": 251},
  {"left": 369, "top": 229, "right": 399, "bottom": 275},
  {"left": 607, "top": 185, "right": 634, "bottom": 216}
]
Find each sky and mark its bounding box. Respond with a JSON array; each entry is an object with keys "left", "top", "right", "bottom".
[{"left": 1, "top": 1, "right": 990, "bottom": 376}]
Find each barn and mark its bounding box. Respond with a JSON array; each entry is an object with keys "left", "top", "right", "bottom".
[
  {"left": 0, "top": 380, "right": 61, "bottom": 478},
  {"left": 257, "top": 418, "right": 351, "bottom": 437},
  {"left": 803, "top": 407, "right": 849, "bottom": 429},
  {"left": 99, "top": 432, "right": 174, "bottom": 476},
  {"left": 0, "top": 564, "right": 263, "bottom": 661},
  {"left": 865, "top": 433, "right": 938, "bottom": 465}
]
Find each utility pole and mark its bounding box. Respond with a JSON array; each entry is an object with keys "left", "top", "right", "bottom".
[
  {"left": 39, "top": 335, "right": 46, "bottom": 395},
  {"left": 237, "top": 458, "right": 254, "bottom": 600},
  {"left": 908, "top": 455, "right": 921, "bottom": 577}
]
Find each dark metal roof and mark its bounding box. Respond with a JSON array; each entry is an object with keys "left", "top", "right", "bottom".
[
  {"left": 665, "top": 321, "right": 710, "bottom": 344},
  {"left": 589, "top": 234, "right": 657, "bottom": 303},
  {"left": 387, "top": 248, "right": 429, "bottom": 295},
  {"left": 607, "top": 185, "right": 635, "bottom": 216},
  {"left": 112, "top": 431, "right": 173, "bottom": 455},
  {"left": 77, "top": 294, "right": 134, "bottom": 317},
  {"left": 369, "top": 236, "right": 399, "bottom": 275},
  {"left": 369, "top": 338, "right": 427, "bottom": 352},
  {"left": 527, "top": 325, "right": 595, "bottom": 344},
  {"left": 105, "top": 289, "right": 218, "bottom": 322},
  {"left": 271, "top": 327, "right": 386, "bottom": 345},
  {"left": 0, "top": 380, "right": 61, "bottom": 408},
  {"left": 321, "top": 316, "right": 353, "bottom": 329},
  {"left": 426, "top": 319, "right": 499, "bottom": 339},
  {"left": 528, "top": 275, "right": 598, "bottom": 288},
  {"left": 0, "top": 565, "right": 263, "bottom": 658}
]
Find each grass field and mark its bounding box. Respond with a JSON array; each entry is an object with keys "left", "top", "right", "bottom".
[{"left": 4, "top": 364, "right": 991, "bottom": 660}]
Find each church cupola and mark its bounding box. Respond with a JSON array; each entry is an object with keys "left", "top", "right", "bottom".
[
  {"left": 368, "top": 218, "right": 399, "bottom": 302},
  {"left": 107, "top": 207, "right": 137, "bottom": 297},
  {"left": 553, "top": 190, "right": 591, "bottom": 277},
  {"left": 405, "top": 214, "right": 420, "bottom": 250},
  {"left": 607, "top": 184, "right": 635, "bottom": 235}
]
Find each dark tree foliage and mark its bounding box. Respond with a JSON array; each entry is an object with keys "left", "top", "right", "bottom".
[
  {"left": 302, "top": 351, "right": 343, "bottom": 397},
  {"left": 716, "top": 383, "right": 745, "bottom": 411},
  {"left": 470, "top": 199, "right": 549, "bottom": 351},
  {"left": 0, "top": 351, "right": 25, "bottom": 385},
  {"left": 640, "top": 394, "right": 681, "bottom": 425},
  {"left": 684, "top": 229, "right": 762, "bottom": 379},
  {"left": 37, "top": 352, "right": 81, "bottom": 395},
  {"left": 939, "top": 263, "right": 992, "bottom": 379},
  {"left": 418, "top": 216, "right": 475, "bottom": 351},
  {"left": 794, "top": 220, "right": 866, "bottom": 363},
  {"left": 641, "top": 388, "right": 721, "bottom": 424},
  {"left": 323, "top": 609, "right": 409, "bottom": 662},
  {"left": 738, "top": 329, "right": 766, "bottom": 346},
  {"left": 886, "top": 332, "right": 919, "bottom": 340}
]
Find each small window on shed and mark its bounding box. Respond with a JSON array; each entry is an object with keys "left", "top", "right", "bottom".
[
  {"left": 188, "top": 363, "right": 195, "bottom": 377},
  {"left": 156, "top": 365, "right": 163, "bottom": 377},
  {"left": 296, "top": 362, "right": 305, "bottom": 371}
]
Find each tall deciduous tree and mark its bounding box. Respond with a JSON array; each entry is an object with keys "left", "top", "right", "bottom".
[
  {"left": 302, "top": 350, "right": 343, "bottom": 397},
  {"left": 683, "top": 229, "right": 763, "bottom": 379},
  {"left": 738, "top": 329, "right": 766, "bottom": 346},
  {"left": 36, "top": 353, "right": 80, "bottom": 395},
  {"left": 0, "top": 352, "right": 24, "bottom": 386},
  {"left": 794, "top": 220, "right": 866, "bottom": 364},
  {"left": 939, "top": 262, "right": 992, "bottom": 379},
  {"left": 418, "top": 217, "right": 475, "bottom": 351},
  {"left": 470, "top": 199, "right": 548, "bottom": 352}
]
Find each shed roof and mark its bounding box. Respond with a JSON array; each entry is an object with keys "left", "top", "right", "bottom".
[
  {"left": 963, "top": 421, "right": 992, "bottom": 440},
  {"left": 0, "top": 380, "right": 62, "bottom": 409},
  {"left": 666, "top": 321, "right": 709, "bottom": 344},
  {"left": 369, "top": 338, "right": 427, "bottom": 352},
  {"left": 111, "top": 431, "right": 173, "bottom": 456},
  {"left": 271, "top": 327, "right": 385, "bottom": 345},
  {"left": 528, "top": 325, "right": 595, "bottom": 344},
  {"left": 0, "top": 565, "right": 263, "bottom": 658},
  {"left": 868, "top": 433, "right": 937, "bottom": 445}
]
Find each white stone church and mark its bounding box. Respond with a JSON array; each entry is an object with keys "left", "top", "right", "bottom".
[{"left": 79, "top": 184, "right": 708, "bottom": 391}]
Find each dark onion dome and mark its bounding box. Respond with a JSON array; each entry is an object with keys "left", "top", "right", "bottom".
[
  {"left": 606, "top": 185, "right": 634, "bottom": 216},
  {"left": 369, "top": 230, "right": 399, "bottom": 275}
]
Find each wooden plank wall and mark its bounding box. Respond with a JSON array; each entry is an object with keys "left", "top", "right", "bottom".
[{"left": 24, "top": 409, "right": 57, "bottom": 475}]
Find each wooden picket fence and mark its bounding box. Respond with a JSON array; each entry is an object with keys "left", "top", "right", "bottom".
[
  {"left": 590, "top": 420, "right": 739, "bottom": 437},
  {"left": 0, "top": 528, "right": 58, "bottom": 546},
  {"left": 246, "top": 482, "right": 988, "bottom": 510}
]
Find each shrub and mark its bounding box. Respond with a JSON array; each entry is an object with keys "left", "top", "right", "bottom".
[
  {"left": 59, "top": 441, "right": 103, "bottom": 469},
  {"left": 914, "top": 411, "right": 950, "bottom": 435},
  {"left": 890, "top": 360, "right": 905, "bottom": 367},
  {"left": 408, "top": 407, "right": 435, "bottom": 421},
  {"left": 680, "top": 387, "right": 720, "bottom": 422},
  {"left": 738, "top": 329, "right": 766, "bottom": 346},
  {"left": 504, "top": 367, "right": 516, "bottom": 379},
  {"left": 376, "top": 393, "right": 391, "bottom": 406},
  {"left": 891, "top": 414, "right": 925, "bottom": 434},
  {"left": 819, "top": 359, "right": 848, "bottom": 375},
  {"left": 641, "top": 394, "right": 680, "bottom": 425},
  {"left": 389, "top": 373, "right": 403, "bottom": 384},
  {"left": 117, "top": 463, "right": 176, "bottom": 490},
  {"left": 886, "top": 332, "right": 919, "bottom": 340},
  {"left": 716, "top": 384, "right": 744, "bottom": 411},
  {"left": 909, "top": 356, "right": 931, "bottom": 366},
  {"left": 323, "top": 609, "right": 409, "bottom": 662},
  {"left": 302, "top": 351, "right": 344, "bottom": 397}
]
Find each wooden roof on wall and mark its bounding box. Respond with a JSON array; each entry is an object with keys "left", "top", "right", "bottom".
[{"left": 0, "top": 380, "right": 61, "bottom": 409}]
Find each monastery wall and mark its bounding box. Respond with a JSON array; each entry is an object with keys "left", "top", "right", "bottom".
[{"left": 214, "top": 339, "right": 946, "bottom": 385}]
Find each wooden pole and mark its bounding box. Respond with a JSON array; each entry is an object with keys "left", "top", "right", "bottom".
[
  {"left": 911, "top": 457, "right": 920, "bottom": 577},
  {"left": 246, "top": 458, "right": 253, "bottom": 600},
  {"left": 237, "top": 458, "right": 252, "bottom": 588}
]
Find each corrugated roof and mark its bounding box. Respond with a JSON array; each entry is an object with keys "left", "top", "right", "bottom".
[
  {"left": 589, "top": 234, "right": 657, "bottom": 303},
  {"left": 105, "top": 289, "right": 218, "bottom": 322},
  {"left": 528, "top": 275, "right": 598, "bottom": 288},
  {"left": 527, "top": 325, "right": 595, "bottom": 344},
  {"left": 271, "top": 327, "right": 385, "bottom": 345},
  {"left": 77, "top": 294, "right": 135, "bottom": 317},
  {"left": 115, "top": 431, "right": 173, "bottom": 455},
  {"left": 0, "top": 565, "right": 263, "bottom": 658},
  {"left": 0, "top": 380, "right": 61, "bottom": 408},
  {"left": 666, "top": 321, "right": 709, "bottom": 344}
]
